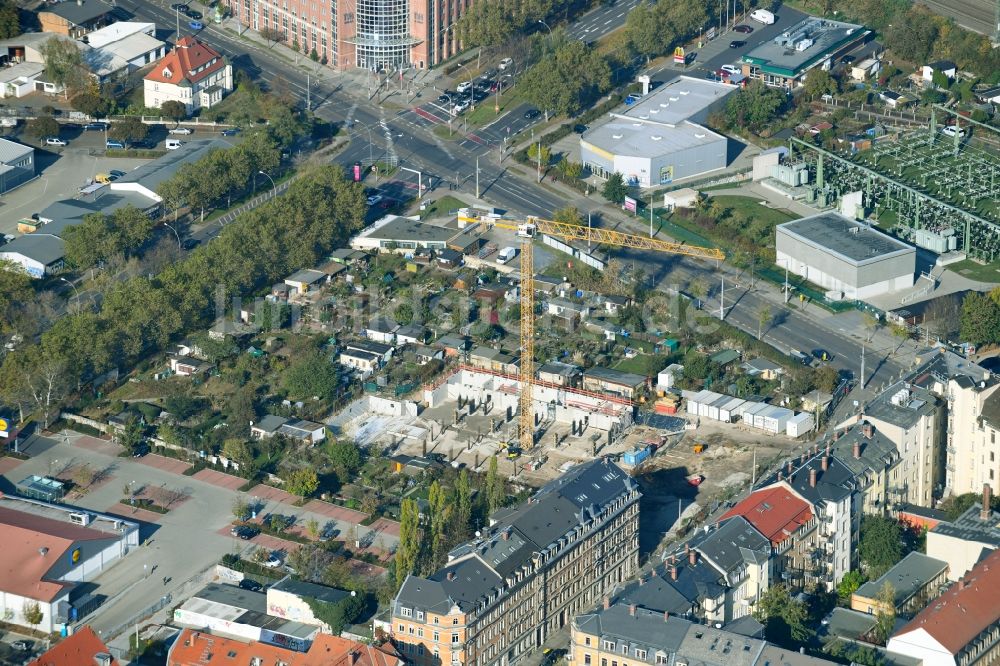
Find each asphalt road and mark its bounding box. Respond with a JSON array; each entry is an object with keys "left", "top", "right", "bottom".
[{"left": 567, "top": 0, "right": 646, "bottom": 43}]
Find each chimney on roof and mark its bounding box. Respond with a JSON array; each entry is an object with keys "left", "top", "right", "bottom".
[
  {"left": 447, "top": 571, "right": 456, "bottom": 582},
  {"left": 629, "top": 604, "right": 636, "bottom": 617},
  {"left": 777, "top": 470, "right": 783, "bottom": 481},
  {"left": 983, "top": 484, "right": 992, "bottom": 520},
  {"left": 862, "top": 422, "right": 874, "bottom": 439},
  {"left": 959, "top": 579, "right": 968, "bottom": 590},
  {"left": 825, "top": 443, "right": 831, "bottom": 457},
  {"left": 671, "top": 566, "right": 678, "bottom": 581},
  {"left": 639, "top": 574, "right": 645, "bottom": 586},
  {"left": 502, "top": 529, "right": 510, "bottom": 541},
  {"left": 349, "top": 651, "right": 359, "bottom": 665},
  {"left": 821, "top": 456, "right": 829, "bottom": 472},
  {"left": 809, "top": 469, "right": 817, "bottom": 488},
  {"left": 853, "top": 441, "right": 861, "bottom": 459},
  {"left": 800, "top": 452, "right": 806, "bottom": 465},
  {"left": 689, "top": 549, "right": 697, "bottom": 566},
  {"left": 685, "top": 543, "right": 690, "bottom": 554},
  {"left": 94, "top": 653, "right": 113, "bottom": 666},
  {"left": 603, "top": 596, "right": 611, "bottom": 610},
  {"left": 664, "top": 611, "right": 669, "bottom": 622},
  {"left": 787, "top": 460, "right": 793, "bottom": 474}
]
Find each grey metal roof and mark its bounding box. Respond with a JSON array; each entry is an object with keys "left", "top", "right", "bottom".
[
  {"left": 538, "top": 361, "right": 581, "bottom": 378},
  {"left": 864, "top": 380, "right": 939, "bottom": 429},
  {"left": 584, "top": 366, "right": 647, "bottom": 387},
  {"left": 742, "top": 17, "right": 867, "bottom": 76},
  {"left": 116, "top": 139, "right": 232, "bottom": 194},
  {"left": 367, "top": 317, "right": 399, "bottom": 333},
  {"left": 743, "top": 357, "right": 782, "bottom": 373},
  {"left": 723, "top": 615, "right": 765, "bottom": 638},
  {"left": 909, "top": 347, "right": 991, "bottom": 388},
  {"left": 254, "top": 414, "right": 287, "bottom": 433},
  {"left": 44, "top": 0, "right": 114, "bottom": 25},
  {"left": 286, "top": 268, "right": 326, "bottom": 284},
  {"left": 854, "top": 551, "right": 947, "bottom": 604},
  {"left": 0, "top": 233, "right": 64, "bottom": 266},
  {"left": 0, "top": 138, "right": 32, "bottom": 164},
  {"left": 930, "top": 505, "right": 1000, "bottom": 546},
  {"left": 347, "top": 340, "right": 393, "bottom": 356},
  {"left": 360, "top": 217, "right": 457, "bottom": 243},
  {"left": 187, "top": 583, "right": 316, "bottom": 638},
  {"left": 821, "top": 421, "right": 899, "bottom": 479},
  {"left": 396, "top": 323, "right": 428, "bottom": 339},
  {"left": 39, "top": 192, "right": 158, "bottom": 237},
  {"left": 777, "top": 213, "right": 913, "bottom": 265}
]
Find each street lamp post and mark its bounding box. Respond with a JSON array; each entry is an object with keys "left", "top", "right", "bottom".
[
  {"left": 258, "top": 170, "right": 277, "bottom": 196},
  {"left": 538, "top": 19, "right": 553, "bottom": 38},
  {"left": 163, "top": 222, "right": 182, "bottom": 249}
]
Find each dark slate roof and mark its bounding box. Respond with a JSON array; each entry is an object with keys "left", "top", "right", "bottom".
[
  {"left": 367, "top": 317, "right": 399, "bottom": 333},
  {"left": 538, "top": 361, "right": 581, "bottom": 378},
  {"left": 723, "top": 615, "right": 765, "bottom": 638},
  {"left": 396, "top": 459, "right": 637, "bottom": 613},
  {"left": 864, "top": 381, "right": 939, "bottom": 429},
  {"left": 822, "top": 421, "right": 899, "bottom": 479},
  {"left": 347, "top": 340, "right": 393, "bottom": 356},
  {"left": 980, "top": 389, "right": 1000, "bottom": 431},
  {"left": 45, "top": 0, "right": 113, "bottom": 25},
  {"left": 616, "top": 570, "right": 696, "bottom": 616},
  {"left": 930, "top": 505, "right": 1000, "bottom": 547},
  {"left": 0, "top": 233, "right": 64, "bottom": 266},
  {"left": 689, "top": 516, "right": 770, "bottom": 580},
  {"left": 583, "top": 366, "right": 647, "bottom": 387},
  {"left": 927, "top": 60, "right": 956, "bottom": 71},
  {"left": 269, "top": 576, "right": 350, "bottom": 605},
  {"left": 854, "top": 552, "right": 947, "bottom": 604},
  {"left": 770, "top": 456, "right": 853, "bottom": 505}
]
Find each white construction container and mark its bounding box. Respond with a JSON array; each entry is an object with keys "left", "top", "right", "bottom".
[{"left": 786, "top": 412, "right": 815, "bottom": 437}]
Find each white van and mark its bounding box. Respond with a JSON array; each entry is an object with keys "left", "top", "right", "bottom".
[
  {"left": 750, "top": 9, "right": 775, "bottom": 24},
  {"left": 166, "top": 139, "right": 184, "bottom": 150},
  {"left": 496, "top": 246, "right": 518, "bottom": 265}
]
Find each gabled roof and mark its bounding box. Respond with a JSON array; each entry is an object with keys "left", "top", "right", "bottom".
[
  {"left": 168, "top": 628, "right": 401, "bottom": 666},
  {"left": 583, "top": 366, "right": 646, "bottom": 387},
  {"left": 0, "top": 137, "right": 32, "bottom": 164},
  {"left": 854, "top": 551, "right": 947, "bottom": 604},
  {"left": 719, "top": 486, "right": 813, "bottom": 546},
  {"left": 144, "top": 36, "right": 225, "bottom": 86},
  {"left": 925, "top": 60, "right": 956, "bottom": 71},
  {"left": 890, "top": 549, "right": 1000, "bottom": 655},
  {"left": 367, "top": 316, "right": 399, "bottom": 334},
  {"left": 28, "top": 626, "right": 117, "bottom": 666},
  {"left": 690, "top": 516, "right": 771, "bottom": 578},
  {"left": 0, "top": 233, "right": 64, "bottom": 267}
]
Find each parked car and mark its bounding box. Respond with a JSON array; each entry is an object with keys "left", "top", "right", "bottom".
[
  {"left": 264, "top": 553, "right": 283, "bottom": 568},
  {"left": 573, "top": 124, "right": 588, "bottom": 134},
  {"left": 185, "top": 9, "right": 202, "bottom": 18},
  {"left": 456, "top": 81, "right": 472, "bottom": 94},
  {"left": 109, "top": 169, "right": 126, "bottom": 178},
  {"left": 83, "top": 121, "right": 108, "bottom": 131},
  {"left": 524, "top": 108, "right": 540, "bottom": 120},
  {"left": 320, "top": 523, "right": 339, "bottom": 541},
  {"left": 721, "top": 64, "right": 741, "bottom": 75},
  {"left": 941, "top": 125, "right": 966, "bottom": 138},
  {"left": 733, "top": 24, "right": 753, "bottom": 33},
  {"left": 729, "top": 40, "right": 746, "bottom": 48},
  {"left": 170, "top": 3, "right": 190, "bottom": 11},
  {"left": 840, "top": 54, "right": 856, "bottom": 64},
  {"left": 169, "top": 127, "right": 194, "bottom": 135},
  {"left": 221, "top": 127, "right": 240, "bottom": 136},
  {"left": 189, "top": 20, "right": 204, "bottom": 30},
  {"left": 106, "top": 139, "right": 125, "bottom": 149},
  {"left": 452, "top": 100, "right": 470, "bottom": 114},
  {"left": 480, "top": 69, "right": 497, "bottom": 81},
  {"left": 437, "top": 94, "right": 451, "bottom": 104},
  {"left": 234, "top": 525, "right": 259, "bottom": 540},
  {"left": 132, "top": 138, "right": 156, "bottom": 149},
  {"left": 238, "top": 579, "right": 263, "bottom": 592},
  {"left": 498, "top": 57, "right": 513, "bottom": 70},
  {"left": 45, "top": 137, "right": 67, "bottom": 146},
  {"left": 12, "top": 641, "right": 31, "bottom": 651},
  {"left": 366, "top": 193, "right": 383, "bottom": 206}
]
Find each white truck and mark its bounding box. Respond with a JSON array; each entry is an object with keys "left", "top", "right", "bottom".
[
  {"left": 750, "top": 8, "right": 775, "bottom": 24},
  {"left": 496, "top": 246, "right": 518, "bottom": 264}
]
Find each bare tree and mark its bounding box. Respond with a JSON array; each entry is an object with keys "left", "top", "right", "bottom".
[
  {"left": 923, "top": 294, "right": 961, "bottom": 342},
  {"left": 157, "top": 486, "right": 188, "bottom": 509},
  {"left": 72, "top": 464, "right": 95, "bottom": 489}
]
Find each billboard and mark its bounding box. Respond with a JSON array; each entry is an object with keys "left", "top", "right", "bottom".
[{"left": 623, "top": 196, "right": 637, "bottom": 213}]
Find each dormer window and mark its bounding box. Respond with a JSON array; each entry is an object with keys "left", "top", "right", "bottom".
[{"left": 162, "top": 67, "right": 173, "bottom": 78}]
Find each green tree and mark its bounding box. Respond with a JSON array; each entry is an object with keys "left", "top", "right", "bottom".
[
  {"left": 454, "top": 469, "right": 472, "bottom": 537},
  {"left": 283, "top": 351, "right": 339, "bottom": 399},
  {"left": 519, "top": 41, "right": 612, "bottom": 117},
  {"left": 116, "top": 416, "right": 146, "bottom": 454},
  {"left": 394, "top": 302, "right": 414, "bottom": 325},
  {"left": 0, "top": 0, "right": 20, "bottom": 40},
  {"left": 232, "top": 495, "right": 250, "bottom": 521},
  {"left": 109, "top": 117, "right": 149, "bottom": 145},
  {"left": 21, "top": 600, "right": 43, "bottom": 628},
  {"left": 527, "top": 142, "right": 551, "bottom": 165},
  {"left": 305, "top": 517, "right": 320, "bottom": 538},
  {"left": 40, "top": 36, "right": 90, "bottom": 96},
  {"left": 886, "top": 9, "right": 938, "bottom": 63},
  {"left": 395, "top": 498, "right": 421, "bottom": 587},
  {"left": 753, "top": 584, "right": 811, "bottom": 645},
  {"left": 803, "top": 68, "right": 838, "bottom": 98},
  {"left": 960, "top": 291, "right": 1000, "bottom": 346},
  {"left": 757, "top": 305, "right": 771, "bottom": 340},
  {"left": 553, "top": 206, "right": 584, "bottom": 226},
  {"left": 70, "top": 88, "right": 111, "bottom": 118},
  {"left": 558, "top": 157, "right": 583, "bottom": 179},
  {"left": 659, "top": 0, "right": 706, "bottom": 41},
  {"left": 725, "top": 81, "right": 787, "bottom": 133},
  {"left": 486, "top": 455, "right": 505, "bottom": 513},
  {"left": 0, "top": 260, "right": 32, "bottom": 333},
  {"left": 427, "top": 480, "right": 450, "bottom": 565},
  {"left": 222, "top": 438, "right": 254, "bottom": 470},
  {"left": 255, "top": 301, "right": 290, "bottom": 331},
  {"left": 160, "top": 100, "right": 188, "bottom": 120},
  {"left": 25, "top": 115, "right": 59, "bottom": 141},
  {"left": 304, "top": 593, "right": 366, "bottom": 633},
  {"left": 602, "top": 172, "right": 629, "bottom": 204},
  {"left": 455, "top": 0, "right": 516, "bottom": 47},
  {"left": 813, "top": 364, "right": 840, "bottom": 394},
  {"left": 873, "top": 581, "right": 896, "bottom": 644},
  {"left": 837, "top": 569, "right": 866, "bottom": 601},
  {"left": 285, "top": 468, "right": 320, "bottom": 498},
  {"left": 624, "top": 3, "right": 668, "bottom": 59},
  {"left": 327, "top": 440, "right": 363, "bottom": 478},
  {"left": 859, "top": 515, "right": 903, "bottom": 578}
]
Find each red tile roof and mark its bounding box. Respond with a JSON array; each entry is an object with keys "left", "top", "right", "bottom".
[
  {"left": 145, "top": 36, "right": 224, "bottom": 86},
  {"left": 719, "top": 485, "right": 813, "bottom": 546},
  {"left": 168, "top": 628, "right": 403, "bottom": 666},
  {"left": 0, "top": 506, "right": 116, "bottom": 601},
  {"left": 892, "top": 548, "right": 1000, "bottom": 655},
  {"left": 28, "top": 626, "right": 117, "bottom": 666}
]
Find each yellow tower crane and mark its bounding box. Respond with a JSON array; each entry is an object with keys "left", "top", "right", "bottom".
[{"left": 458, "top": 209, "right": 725, "bottom": 453}]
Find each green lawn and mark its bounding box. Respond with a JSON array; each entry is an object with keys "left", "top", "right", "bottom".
[
  {"left": 709, "top": 195, "right": 798, "bottom": 227},
  {"left": 464, "top": 87, "right": 526, "bottom": 127},
  {"left": 421, "top": 195, "right": 468, "bottom": 220},
  {"left": 947, "top": 258, "right": 1000, "bottom": 283}
]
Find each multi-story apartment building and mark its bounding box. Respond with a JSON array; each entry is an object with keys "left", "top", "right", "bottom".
[
  {"left": 390, "top": 458, "right": 640, "bottom": 666},
  {"left": 903, "top": 347, "right": 995, "bottom": 497},
  {"left": 226, "top": 0, "right": 473, "bottom": 71},
  {"left": 616, "top": 517, "right": 771, "bottom": 623},
  {"left": 850, "top": 379, "right": 945, "bottom": 507}
]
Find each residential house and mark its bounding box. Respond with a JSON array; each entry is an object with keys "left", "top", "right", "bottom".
[
  {"left": 346, "top": 340, "right": 394, "bottom": 364},
  {"left": 270, "top": 283, "right": 291, "bottom": 301},
  {"left": 568, "top": 602, "right": 841, "bottom": 666},
  {"left": 0, "top": 139, "right": 34, "bottom": 194},
  {"left": 585, "top": 319, "right": 623, "bottom": 341},
  {"left": 411, "top": 345, "right": 443, "bottom": 366},
  {"left": 473, "top": 283, "right": 509, "bottom": 307},
  {"left": 879, "top": 90, "right": 910, "bottom": 108},
  {"left": 657, "top": 363, "right": 684, "bottom": 391},
  {"left": 801, "top": 390, "right": 834, "bottom": 414},
  {"left": 390, "top": 459, "right": 640, "bottom": 666},
  {"left": 921, "top": 60, "right": 957, "bottom": 83},
  {"left": 742, "top": 358, "right": 783, "bottom": 381},
  {"left": 602, "top": 294, "right": 633, "bottom": 314},
  {"left": 167, "top": 627, "right": 402, "bottom": 666},
  {"left": 167, "top": 353, "right": 212, "bottom": 377},
  {"left": 850, "top": 552, "right": 948, "bottom": 617},
  {"left": 533, "top": 275, "right": 570, "bottom": 296},
  {"left": 143, "top": 36, "right": 234, "bottom": 113},
  {"left": 396, "top": 324, "right": 429, "bottom": 345},
  {"left": 538, "top": 361, "right": 582, "bottom": 387},
  {"left": 208, "top": 318, "right": 254, "bottom": 341},
  {"left": 582, "top": 367, "right": 647, "bottom": 400},
  {"left": 547, "top": 297, "right": 591, "bottom": 323},
  {"left": 434, "top": 334, "right": 471, "bottom": 358},
  {"left": 435, "top": 247, "right": 464, "bottom": 269},
  {"left": 709, "top": 349, "right": 741, "bottom": 369},
  {"left": 926, "top": 493, "right": 1000, "bottom": 581},
  {"left": 250, "top": 415, "right": 325, "bottom": 445},
  {"left": 38, "top": 0, "right": 114, "bottom": 37},
  {"left": 389, "top": 454, "right": 439, "bottom": 475},
  {"left": 850, "top": 380, "right": 945, "bottom": 507},
  {"left": 975, "top": 85, "right": 1000, "bottom": 104},
  {"left": 339, "top": 349, "right": 382, "bottom": 378},
  {"left": 27, "top": 626, "right": 118, "bottom": 666},
  {"left": 328, "top": 248, "right": 368, "bottom": 265},
  {"left": 720, "top": 485, "right": 820, "bottom": 592},
  {"left": 886, "top": 549, "right": 1000, "bottom": 666},
  {"left": 366, "top": 317, "right": 400, "bottom": 344},
  {"left": 468, "top": 346, "right": 519, "bottom": 375},
  {"left": 284, "top": 268, "right": 328, "bottom": 296}
]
